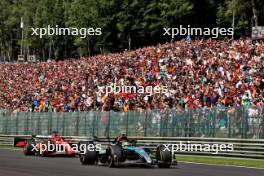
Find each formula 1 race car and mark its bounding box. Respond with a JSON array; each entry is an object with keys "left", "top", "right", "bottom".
[
  {"left": 80, "top": 140, "right": 175, "bottom": 168},
  {"left": 23, "top": 133, "right": 78, "bottom": 157}
]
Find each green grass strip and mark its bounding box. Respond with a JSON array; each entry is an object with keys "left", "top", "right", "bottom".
[
  {"left": 176, "top": 154, "right": 264, "bottom": 169},
  {"left": 0, "top": 145, "right": 21, "bottom": 150}
]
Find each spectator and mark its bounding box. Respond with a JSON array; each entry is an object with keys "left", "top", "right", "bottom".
[{"left": 0, "top": 39, "right": 263, "bottom": 112}]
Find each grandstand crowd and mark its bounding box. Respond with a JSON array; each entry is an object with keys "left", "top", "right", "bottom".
[{"left": 0, "top": 39, "right": 263, "bottom": 112}]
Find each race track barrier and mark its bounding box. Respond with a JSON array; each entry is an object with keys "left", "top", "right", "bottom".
[
  {"left": 0, "top": 135, "right": 264, "bottom": 159},
  {"left": 1, "top": 106, "right": 263, "bottom": 139},
  {"left": 0, "top": 136, "right": 14, "bottom": 147}
]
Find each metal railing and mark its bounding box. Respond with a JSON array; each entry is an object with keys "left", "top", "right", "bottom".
[{"left": 0, "top": 106, "right": 263, "bottom": 139}]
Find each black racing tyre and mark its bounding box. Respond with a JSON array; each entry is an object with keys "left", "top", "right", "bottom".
[
  {"left": 107, "top": 145, "right": 123, "bottom": 168},
  {"left": 23, "top": 139, "right": 36, "bottom": 156},
  {"left": 156, "top": 144, "right": 172, "bottom": 168},
  {"left": 40, "top": 141, "right": 49, "bottom": 157},
  {"left": 80, "top": 142, "right": 97, "bottom": 165},
  {"left": 81, "top": 150, "right": 97, "bottom": 165},
  {"left": 79, "top": 141, "right": 89, "bottom": 163},
  {"left": 78, "top": 141, "right": 93, "bottom": 154}
]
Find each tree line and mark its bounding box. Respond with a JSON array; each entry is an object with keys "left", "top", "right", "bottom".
[{"left": 0, "top": 0, "right": 263, "bottom": 61}]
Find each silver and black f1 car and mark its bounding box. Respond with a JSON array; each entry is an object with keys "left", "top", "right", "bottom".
[{"left": 79, "top": 140, "right": 176, "bottom": 168}]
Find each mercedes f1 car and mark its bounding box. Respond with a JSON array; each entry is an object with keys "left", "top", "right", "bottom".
[
  {"left": 23, "top": 134, "right": 77, "bottom": 157},
  {"left": 80, "top": 140, "right": 176, "bottom": 168}
]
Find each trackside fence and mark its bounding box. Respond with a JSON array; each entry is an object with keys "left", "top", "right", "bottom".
[{"left": 0, "top": 106, "right": 263, "bottom": 139}]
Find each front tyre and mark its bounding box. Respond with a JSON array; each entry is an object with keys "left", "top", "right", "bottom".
[
  {"left": 107, "top": 145, "right": 123, "bottom": 168},
  {"left": 156, "top": 145, "right": 172, "bottom": 168}
]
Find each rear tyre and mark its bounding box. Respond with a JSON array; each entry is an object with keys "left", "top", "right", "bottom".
[
  {"left": 156, "top": 145, "right": 172, "bottom": 168},
  {"left": 80, "top": 141, "right": 97, "bottom": 165},
  {"left": 107, "top": 145, "right": 123, "bottom": 168},
  {"left": 23, "top": 139, "right": 36, "bottom": 156}
]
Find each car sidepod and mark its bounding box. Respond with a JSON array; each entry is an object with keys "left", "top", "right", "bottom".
[{"left": 132, "top": 147, "right": 152, "bottom": 164}]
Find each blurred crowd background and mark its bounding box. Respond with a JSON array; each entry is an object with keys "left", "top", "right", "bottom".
[{"left": 0, "top": 39, "right": 263, "bottom": 112}]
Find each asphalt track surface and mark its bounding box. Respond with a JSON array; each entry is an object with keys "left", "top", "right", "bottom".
[{"left": 0, "top": 149, "right": 263, "bottom": 176}]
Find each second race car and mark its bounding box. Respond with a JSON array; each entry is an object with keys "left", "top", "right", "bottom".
[
  {"left": 79, "top": 139, "right": 176, "bottom": 168},
  {"left": 23, "top": 132, "right": 78, "bottom": 157}
]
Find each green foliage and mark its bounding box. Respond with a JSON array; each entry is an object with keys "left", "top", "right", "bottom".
[{"left": 0, "top": 0, "right": 263, "bottom": 61}]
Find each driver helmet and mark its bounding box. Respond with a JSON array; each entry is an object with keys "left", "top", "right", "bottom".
[
  {"left": 120, "top": 131, "right": 126, "bottom": 137},
  {"left": 52, "top": 131, "right": 58, "bottom": 136},
  {"left": 122, "top": 141, "right": 131, "bottom": 148}
]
